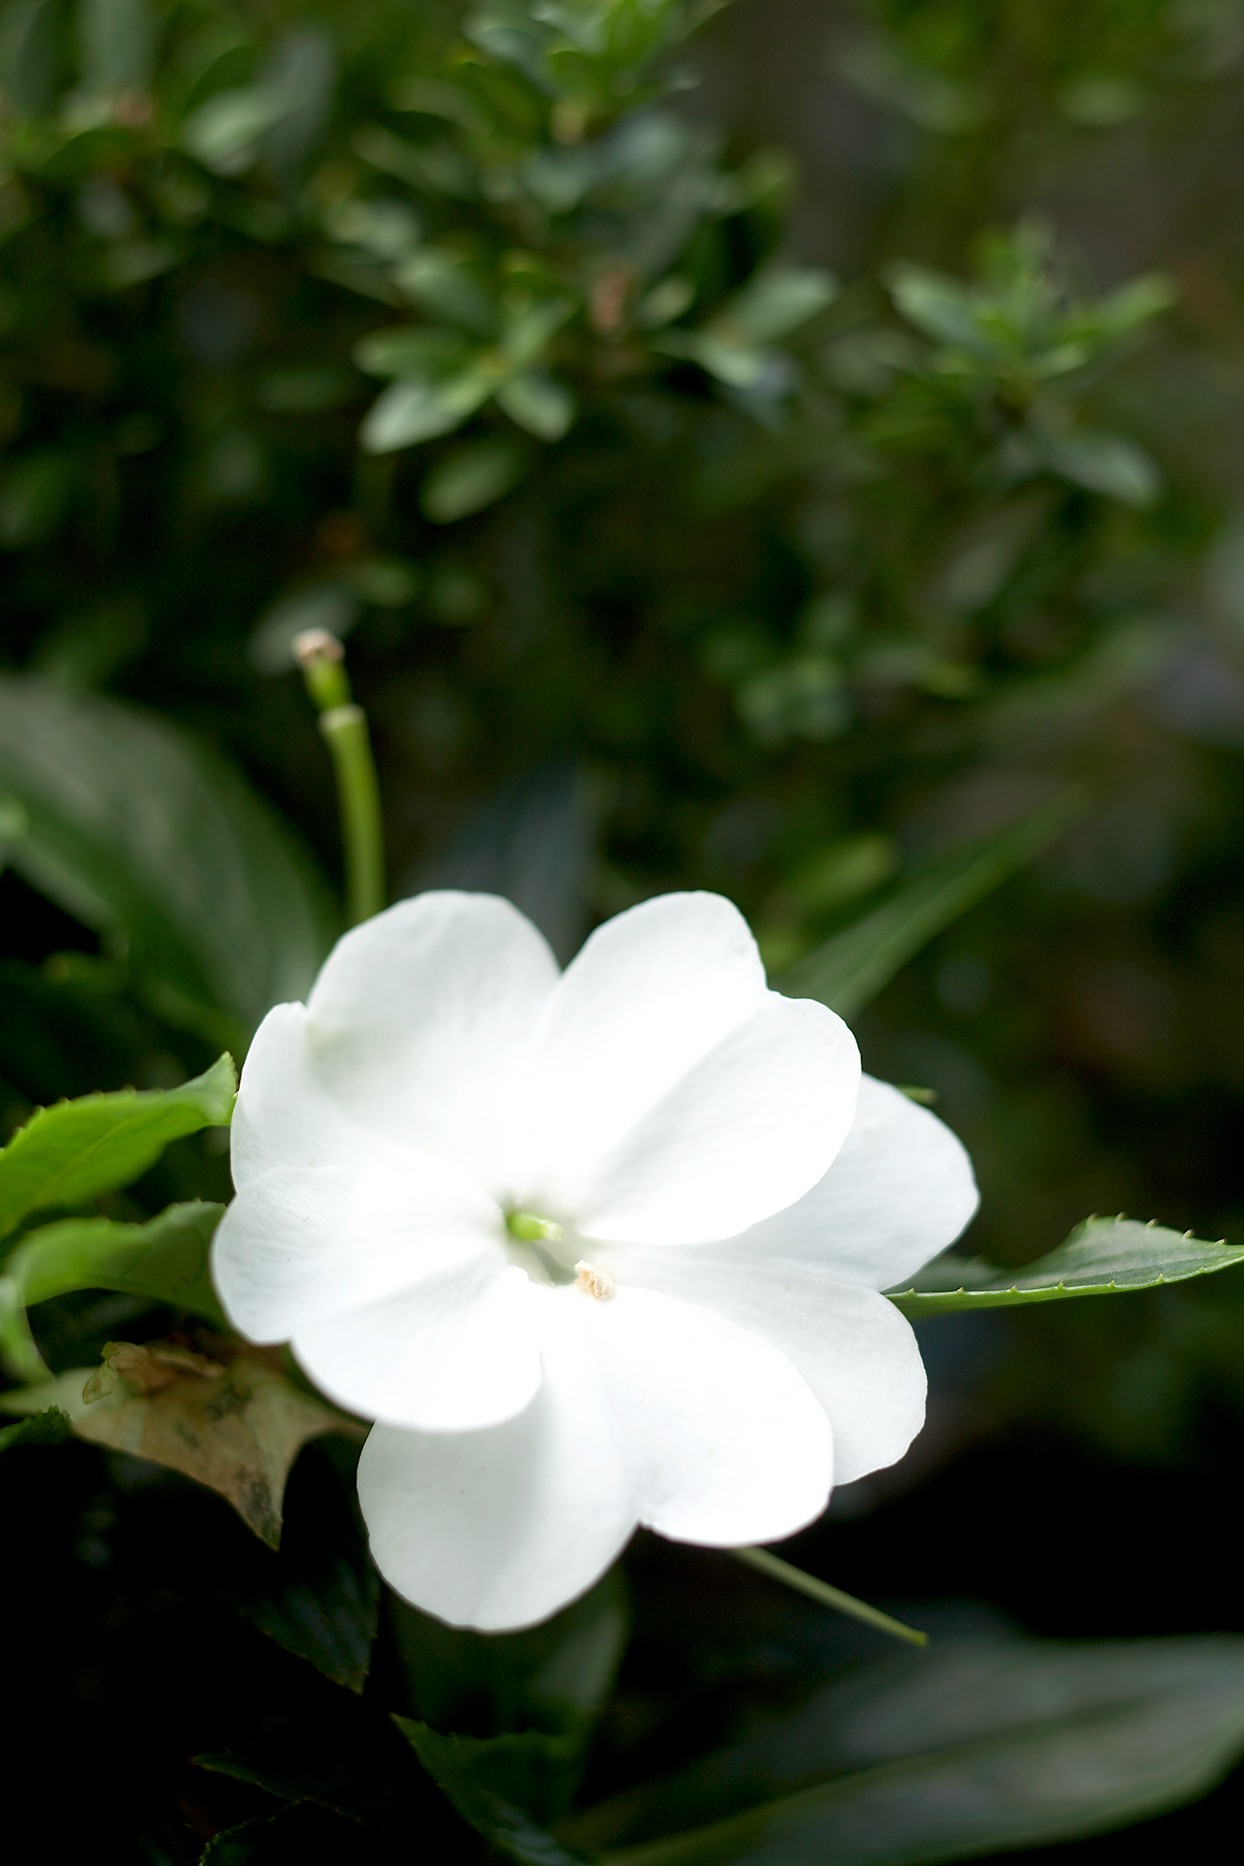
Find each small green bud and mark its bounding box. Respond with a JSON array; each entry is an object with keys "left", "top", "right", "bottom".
[{"left": 295, "top": 628, "right": 352, "bottom": 713}]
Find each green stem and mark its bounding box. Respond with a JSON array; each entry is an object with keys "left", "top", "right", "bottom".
[
  {"left": 733, "top": 1546, "right": 928, "bottom": 1648},
  {"left": 295, "top": 630, "right": 386, "bottom": 927},
  {"left": 320, "top": 704, "right": 385, "bottom": 927}
]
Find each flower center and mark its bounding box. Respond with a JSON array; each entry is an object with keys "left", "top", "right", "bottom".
[
  {"left": 504, "top": 1207, "right": 575, "bottom": 1285},
  {"left": 503, "top": 1209, "right": 614, "bottom": 1298},
  {"left": 505, "top": 1210, "right": 563, "bottom": 1246}
]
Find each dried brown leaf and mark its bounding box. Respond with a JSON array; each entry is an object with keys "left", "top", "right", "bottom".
[{"left": 10, "top": 1339, "right": 345, "bottom": 1545}]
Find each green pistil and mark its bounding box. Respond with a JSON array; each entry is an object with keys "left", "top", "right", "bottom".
[
  {"left": 505, "top": 1210, "right": 576, "bottom": 1285},
  {"left": 505, "top": 1210, "right": 564, "bottom": 1245}
]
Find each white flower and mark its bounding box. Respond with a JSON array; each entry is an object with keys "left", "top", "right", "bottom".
[{"left": 213, "top": 891, "right": 977, "bottom": 1630}]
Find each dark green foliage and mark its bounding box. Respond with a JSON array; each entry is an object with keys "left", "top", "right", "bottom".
[
  {"left": 198, "top": 1803, "right": 396, "bottom": 1864},
  {"left": 0, "top": 1402, "right": 69, "bottom": 1450},
  {"left": 570, "top": 1636, "right": 1244, "bottom": 1865},
  {"left": 398, "top": 1720, "right": 596, "bottom": 1865},
  {"left": 219, "top": 1445, "right": 381, "bottom": 1692}
]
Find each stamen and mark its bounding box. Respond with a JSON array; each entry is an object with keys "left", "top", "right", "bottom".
[{"left": 575, "top": 1260, "right": 614, "bottom": 1301}]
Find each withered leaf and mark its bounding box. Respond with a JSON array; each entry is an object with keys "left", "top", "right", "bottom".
[{"left": 7, "top": 1339, "right": 348, "bottom": 1545}]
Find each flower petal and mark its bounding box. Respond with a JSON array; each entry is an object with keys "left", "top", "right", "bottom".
[
  {"left": 213, "top": 1152, "right": 504, "bottom": 1340},
  {"left": 573, "top": 992, "right": 859, "bottom": 1245},
  {"left": 741, "top": 1074, "right": 979, "bottom": 1291},
  {"left": 230, "top": 1001, "right": 349, "bottom": 1191},
  {"left": 522, "top": 893, "right": 769, "bottom": 1194},
  {"left": 784, "top": 1282, "right": 927, "bottom": 1485},
  {"left": 598, "top": 1240, "right": 927, "bottom": 1485},
  {"left": 578, "top": 1284, "right": 834, "bottom": 1543},
  {"left": 303, "top": 891, "right": 559, "bottom": 1187},
  {"left": 294, "top": 1260, "right": 541, "bottom": 1432},
  {"left": 357, "top": 1304, "right": 634, "bottom": 1630}
]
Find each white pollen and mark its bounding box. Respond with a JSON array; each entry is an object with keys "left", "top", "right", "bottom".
[{"left": 574, "top": 1260, "right": 614, "bottom": 1301}]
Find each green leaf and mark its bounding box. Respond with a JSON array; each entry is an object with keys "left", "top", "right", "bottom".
[
  {"left": 77, "top": 0, "right": 154, "bottom": 95},
  {"left": 5, "top": 1340, "right": 343, "bottom": 1546},
  {"left": 181, "top": 31, "right": 334, "bottom": 179},
  {"left": 390, "top": 1572, "right": 628, "bottom": 1825},
  {"left": 1093, "top": 273, "right": 1179, "bottom": 339},
  {"left": 1041, "top": 430, "right": 1161, "bottom": 507},
  {"left": 575, "top": 1636, "right": 1244, "bottom": 1866},
  {"left": 354, "top": 326, "right": 470, "bottom": 378},
  {"left": 0, "top": 1057, "right": 234, "bottom": 1243},
  {"left": 0, "top": 676, "right": 336, "bottom": 1035},
  {"left": 393, "top": 1569, "right": 628, "bottom": 1753},
  {"left": 0, "top": 1201, "right": 225, "bottom": 1381},
  {"left": 421, "top": 436, "right": 526, "bottom": 523},
  {"left": 889, "top": 1217, "right": 1244, "bottom": 1316},
  {"left": 496, "top": 371, "right": 575, "bottom": 441},
  {"left": 398, "top": 1720, "right": 593, "bottom": 1866},
  {"left": 1, "top": 0, "right": 60, "bottom": 116},
  {"left": 887, "top": 265, "right": 985, "bottom": 352},
  {"left": 182, "top": 88, "right": 296, "bottom": 174},
  {"left": 402, "top": 1721, "right": 579, "bottom": 1823},
  {"left": 501, "top": 298, "right": 575, "bottom": 371},
  {"left": 0, "top": 1406, "right": 70, "bottom": 1453},
  {"left": 401, "top": 250, "right": 500, "bottom": 339},
  {"left": 655, "top": 329, "right": 774, "bottom": 391},
  {"left": 713, "top": 266, "right": 836, "bottom": 347},
  {"left": 222, "top": 1450, "right": 380, "bottom": 1692},
  {"left": 781, "top": 795, "right": 1076, "bottom": 1018},
  {"left": 195, "top": 1688, "right": 425, "bottom": 1827},
  {"left": 200, "top": 1804, "right": 380, "bottom": 1863},
  {"left": 360, "top": 371, "right": 496, "bottom": 451}
]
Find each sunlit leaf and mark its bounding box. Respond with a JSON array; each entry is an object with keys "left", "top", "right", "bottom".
[
  {"left": 360, "top": 371, "right": 496, "bottom": 451},
  {"left": 182, "top": 88, "right": 295, "bottom": 173},
  {"left": 654, "top": 329, "right": 774, "bottom": 391},
  {"left": 0, "top": 1200, "right": 225, "bottom": 1380},
  {"left": 713, "top": 266, "right": 836, "bottom": 347},
  {"left": 180, "top": 29, "right": 334, "bottom": 177},
  {"left": 0, "top": 1056, "right": 234, "bottom": 1243},
  {"left": 889, "top": 1217, "right": 1244, "bottom": 1315}
]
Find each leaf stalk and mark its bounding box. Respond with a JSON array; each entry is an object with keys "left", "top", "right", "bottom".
[{"left": 733, "top": 1545, "right": 928, "bottom": 1647}]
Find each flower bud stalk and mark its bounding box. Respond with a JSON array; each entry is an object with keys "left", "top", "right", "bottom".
[{"left": 295, "top": 631, "right": 386, "bottom": 927}]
